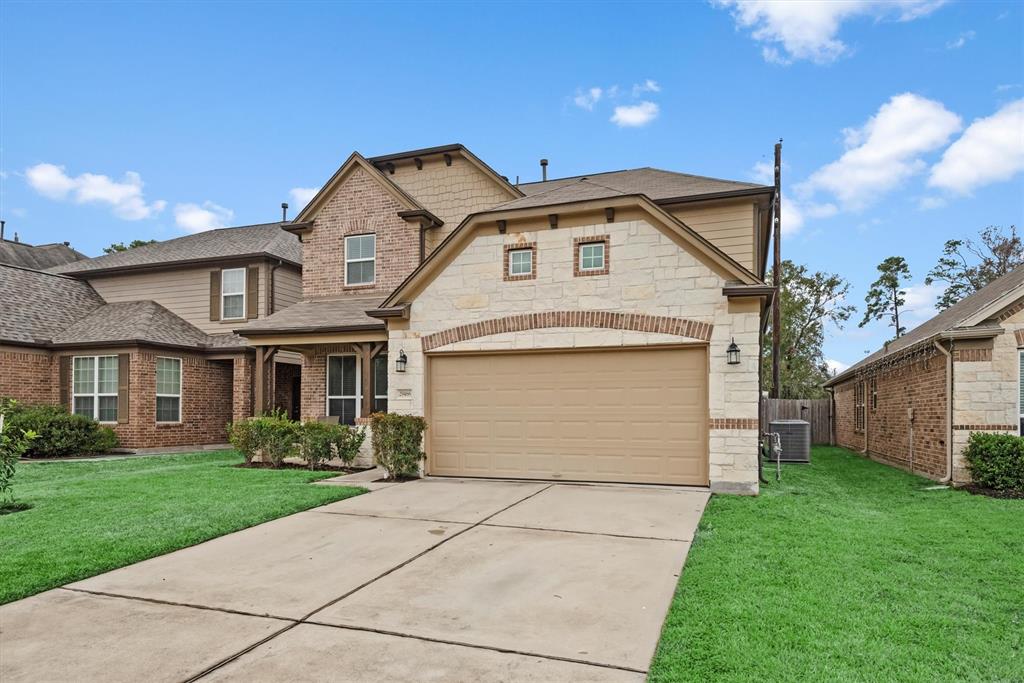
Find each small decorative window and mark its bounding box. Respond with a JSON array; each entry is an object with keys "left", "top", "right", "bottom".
[
  {"left": 854, "top": 381, "right": 866, "bottom": 433},
  {"left": 72, "top": 355, "right": 118, "bottom": 422},
  {"left": 156, "top": 357, "right": 182, "bottom": 423},
  {"left": 327, "top": 354, "right": 359, "bottom": 425},
  {"left": 221, "top": 268, "right": 246, "bottom": 320},
  {"left": 373, "top": 354, "right": 388, "bottom": 413},
  {"left": 503, "top": 242, "right": 536, "bottom": 281},
  {"left": 870, "top": 378, "right": 878, "bottom": 411},
  {"left": 345, "top": 234, "right": 376, "bottom": 286},
  {"left": 574, "top": 236, "right": 610, "bottom": 276}
]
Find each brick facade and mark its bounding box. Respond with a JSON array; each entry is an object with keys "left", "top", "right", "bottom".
[
  {"left": 274, "top": 362, "right": 301, "bottom": 419},
  {"left": 302, "top": 165, "right": 420, "bottom": 300},
  {"left": 0, "top": 347, "right": 56, "bottom": 405}
]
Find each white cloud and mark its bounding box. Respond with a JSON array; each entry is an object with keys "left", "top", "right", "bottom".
[
  {"left": 917, "top": 196, "right": 947, "bottom": 210},
  {"left": 289, "top": 187, "right": 319, "bottom": 207},
  {"left": 573, "top": 87, "right": 603, "bottom": 111},
  {"left": 799, "top": 93, "right": 962, "bottom": 209},
  {"left": 902, "top": 282, "right": 945, "bottom": 322},
  {"left": 173, "top": 201, "right": 234, "bottom": 233},
  {"left": 825, "top": 358, "right": 849, "bottom": 375},
  {"left": 751, "top": 160, "right": 774, "bottom": 185},
  {"left": 928, "top": 99, "right": 1024, "bottom": 195},
  {"left": 632, "top": 79, "right": 661, "bottom": 97},
  {"left": 611, "top": 101, "right": 659, "bottom": 128},
  {"left": 996, "top": 83, "right": 1021, "bottom": 93},
  {"left": 25, "top": 163, "right": 166, "bottom": 220},
  {"left": 945, "top": 30, "right": 975, "bottom": 49},
  {"left": 713, "top": 0, "right": 947, "bottom": 64}
]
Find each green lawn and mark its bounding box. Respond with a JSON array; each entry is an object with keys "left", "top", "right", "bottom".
[
  {"left": 650, "top": 446, "right": 1023, "bottom": 682},
  {"left": 0, "top": 451, "right": 363, "bottom": 605}
]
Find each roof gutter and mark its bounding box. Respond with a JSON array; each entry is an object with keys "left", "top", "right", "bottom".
[
  {"left": 654, "top": 186, "right": 774, "bottom": 206},
  {"left": 58, "top": 253, "right": 301, "bottom": 279},
  {"left": 237, "top": 322, "right": 385, "bottom": 336}
]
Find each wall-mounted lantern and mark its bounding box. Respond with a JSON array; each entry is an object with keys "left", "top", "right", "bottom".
[
  {"left": 726, "top": 339, "right": 741, "bottom": 366},
  {"left": 396, "top": 349, "right": 408, "bottom": 373}
]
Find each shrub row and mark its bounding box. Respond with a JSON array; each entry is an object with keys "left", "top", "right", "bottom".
[
  {"left": 964, "top": 432, "right": 1024, "bottom": 492},
  {"left": 227, "top": 412, "right": 365, "bottom": 470},
  {"left": 2, "top": 402, "right": 118, "bottom": 458}
]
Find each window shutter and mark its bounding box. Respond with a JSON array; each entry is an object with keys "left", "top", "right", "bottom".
[
  {"left": 209, "top": 270, "right": 221, "bottom": 321},
  {"left": 117, "top": 354, "right": 130, "bottom": 424},
  {"left": 58, "top": 356, "right": 70, "bottom": 409},
  {"left": 246, "top": 266, "right": 259, "bottom": 320}
]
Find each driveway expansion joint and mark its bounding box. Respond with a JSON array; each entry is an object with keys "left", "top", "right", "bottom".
[
  {"left": 480, "top": 521, "right": 690, "bottom": 543},
  {"left": 59, "top": 587, "right": 296, "bottom": 623},
  {"left": 311, "top": 509, "right": 467, "bottom": 525}
]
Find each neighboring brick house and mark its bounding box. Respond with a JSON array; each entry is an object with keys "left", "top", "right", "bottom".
[
  {"left": 0, "top": 223, "right": 303, "bottom": 449},
  {"left": 238, "top": 143, "right": 776, "bottom": 493},
  {"left": 826, "top": 265, "right": 1024, "bottom": 483}
]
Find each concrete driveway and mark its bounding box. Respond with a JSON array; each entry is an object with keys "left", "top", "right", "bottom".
[{"left": 0, "top": 478, "right": 708, "bottom": 682}]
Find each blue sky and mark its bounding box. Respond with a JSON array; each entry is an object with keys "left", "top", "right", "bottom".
[{"left": 1, "top": 1, "right": 1022, "bottom": 370}]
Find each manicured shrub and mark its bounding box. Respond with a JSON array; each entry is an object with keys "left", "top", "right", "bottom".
[
  {"left": 4, "top": 402, "right": 118, "bottom": 458},
  {"left": 1, "top": 400, "right": 37, "bottom": 505},
  {"left": 963, "top": 432, "right": 1024, "bottom": 492},
  {"left": 228, "top": 412, "right": 299, "bottom": 468},
  {"left": 370, "top": 412, "right": 427, "bottom": 480},
  {"left": 298, "top": 421, "right": 366, "bottom": 470}
]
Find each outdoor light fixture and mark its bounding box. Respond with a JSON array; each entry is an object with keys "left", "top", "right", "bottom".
[
  {"left": 396, "top": 349, "right": 408, "bottom": 373},
  {"left": 726, "top": 339, "right": 741, "bottom": 365}
]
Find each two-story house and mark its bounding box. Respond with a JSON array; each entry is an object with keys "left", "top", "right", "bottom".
[{"left": 2, "top": 143, "right": 774, "bottom": 492}]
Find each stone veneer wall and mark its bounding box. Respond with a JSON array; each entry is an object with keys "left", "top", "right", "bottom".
[
  {"left": 388, "top": 217, "right": 761, "bottom": 494},
  {"left": 0, "top": 347, "right": 57, "bottom": 405}
]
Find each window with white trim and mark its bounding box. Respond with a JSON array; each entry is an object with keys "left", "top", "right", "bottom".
[
  {"left": 327, "top": 354, "right": 359, "bottom": 425},
  {"left": 373, "top": 354, "right": 388, "bottom": 413},
  {"left": 579, "top": 242, "right": 605, "bottom": 271},
  {"left": 345, "top": 234, "right": 376, "bottom": 286},
  {"left": 508, "top": 248, "right": 533, "bottom": 276},
  {"left": 72, "top": 356, "right": 118, "bottom": 422},
  {"left": 156, "top": 357, "right": 182, "bottom": 423},
  {"left": 221, "top": 268, "right": 246, "bottom": 320}
]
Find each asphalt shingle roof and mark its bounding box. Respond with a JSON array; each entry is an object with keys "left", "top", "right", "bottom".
[
  {"left": 49, "top": 222, "right": 302, "bottom": 275},
  {"left": 235, "top": 296, "right": 384, "bottom": 335},
  {"left": 0, "top": 239, "right": 87, "bottom": 270},
  {"left": 49, "top": 301, "right": 229, "bottom": 348},
  {"left": 503, "top": 168, "right": 770, "bottom": 211},
  {"left": 0, "top": 265, "right": 105, "bottom": 345},
  {"left": 829, "top": 263, "right": 1024, "bottom": 384}
]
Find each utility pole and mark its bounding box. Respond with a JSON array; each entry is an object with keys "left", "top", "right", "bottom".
[{"left": 771, "top": 140, "right": 782, "bottom": 399}]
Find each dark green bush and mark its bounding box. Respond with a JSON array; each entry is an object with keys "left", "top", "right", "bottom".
[
  {"left": 370, "top": 412, "right": 427, "bottom": 480},
  {"left": 298, "top": 421, "right": 366, "bottom": 470},
  {"left": 228, "top": 412, "right": 298, "bottom": 468},
  {"left": 1, "top": 399, "right": 38, "bottom": 503},
  {"left": 963, "top": 432, "right": 1024, "bottom": 492},
  {"left": 4, "top": 402, "right": 118, "bottom": 458}
]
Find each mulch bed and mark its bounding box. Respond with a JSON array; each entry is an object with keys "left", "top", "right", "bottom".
[
  {"left": 235, "top": 462, "right": 371, "bottom": 474},
  {"left": 961, "top": 485, "right": 1024, "bottom": 500}
]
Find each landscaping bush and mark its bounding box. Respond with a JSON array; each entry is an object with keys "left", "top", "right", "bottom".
[
  {"left": 298, "top": 421, "right": 366, "bottom": 470},
  {"left": 3, "top": 402, "right": 118, "bottom": 458},
  {"left": 1, "top": 400, "right": 37, "bottom": 506},
  {"left": 963, "top": 432, "right": 1024, "bottom": 492},
  {"left": 370, "top": 412, "right": 427, "bottom": 480},
  {"left": 228, "top": 412, "right": 299, "bottom": 467}
]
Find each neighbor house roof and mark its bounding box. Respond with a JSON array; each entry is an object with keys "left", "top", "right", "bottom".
[
  {"left": 505, "top": 168, "right": 771, "bottom": 211},
  {"left": 49, "top": 222, "right": 302, "bottom": 276},
  {"left": 0, "top": 238, "right": 87, "bottom": 270},
  {"left": 827, "top": 263, "right": 1024, "bottom": 386},
  {"left": 0, "top": 264, "right": 105, "bottom": 346},
  {"left": 235, "top": 296, "right": 384, "bottom": 336},
  {"left": 48, "top": 300, "right": 238, "bottom": 349}
]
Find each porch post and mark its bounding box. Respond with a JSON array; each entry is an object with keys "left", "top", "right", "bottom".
[
  {"left": 360, "top": 343, "right": 372, "bottom": 418},
  {"left": 252, "top": 345, "right": 278, "bottom": 416},
  {"left": 253, "top": 346, "right": 265, "bottom": 416}
]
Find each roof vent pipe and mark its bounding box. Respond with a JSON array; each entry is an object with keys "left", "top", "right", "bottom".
[
  {"left": 540, "top": 159, "right": 548, "bottom": 182},
  {"left": 1, "top": 220, "right": 5, "bottom": 241},
  {"left": 281, "top": 202, "right": 289, "bottom": 222}
]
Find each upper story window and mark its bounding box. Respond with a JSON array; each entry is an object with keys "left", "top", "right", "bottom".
[
  {"left": 73, "top": 355, "right": 118, "bottom": 423},
  {"left": 574, "top": 236, "right": 610, "bottom": 277},
  {"left": 345, "top": 234, "right": 376, "bottom": 286},
  {"left": 580, "top": 242, "right": 605, "bottom": 271},
  {"left": 221, "top": 268, "right": 246, "bottom": 320},
  {"left": 509, "top": 249, "right": 533, "bottom": 276}
]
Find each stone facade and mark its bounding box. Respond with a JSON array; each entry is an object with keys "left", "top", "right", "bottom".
[
  {"left": 0, "top": 347, "right": 57, "bottom": 405},
  {"left": 302, "top": 165, "right": 420, "bottom": 299},
  {"left": 389, "top": 217, "right": 762, "bottom": 494}
]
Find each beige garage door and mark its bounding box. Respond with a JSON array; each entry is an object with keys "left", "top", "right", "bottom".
[{"left": 428, "top": 346, "right": 708, "bottom": 486}]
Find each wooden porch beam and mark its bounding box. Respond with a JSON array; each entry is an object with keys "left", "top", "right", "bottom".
[{"left": 360, "top": 342, "right": 373, "bottom": 418}]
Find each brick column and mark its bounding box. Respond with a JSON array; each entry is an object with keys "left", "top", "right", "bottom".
[{"left": 232, "top": 354, "right": 254, "bottom": 422}]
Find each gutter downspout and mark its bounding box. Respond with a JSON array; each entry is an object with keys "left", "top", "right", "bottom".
[
  {"left": 267, "top": 259, "right": 283, "bottom": 316},
  {"left": 933, "top": 340, "right": 954, "bottom": 483}
]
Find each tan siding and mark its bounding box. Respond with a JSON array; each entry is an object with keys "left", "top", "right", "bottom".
[
  {"left": 273, "top": 266, "right": 302, "bottom": 312},
  {"left": 387, "top": 155, "right": 516, "bottom": 253},
  {"left": 668, "top": 198, "right": 755, "bottom": 271},
  {"left": 87, "top": 263, "right": 266, "bottom": 337}
]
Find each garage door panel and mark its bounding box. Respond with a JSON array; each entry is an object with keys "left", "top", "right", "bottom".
[{"left": 428, "top": 347, "right": 708, "bottom": 486}]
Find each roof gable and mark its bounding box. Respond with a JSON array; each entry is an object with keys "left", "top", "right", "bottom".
[
  {"left": 0, "top": 265, "right": 105, "bottom": 345},
  {"left": 368, "top": 144, "right": 523, "bottom": 201},
  {"left": 294, "top": 152, "right": 428, "bottom": 224}
]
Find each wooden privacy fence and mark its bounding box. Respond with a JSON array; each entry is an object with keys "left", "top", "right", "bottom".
[{"left": 762, "top": 398, "right": 833, "bottom": 445}]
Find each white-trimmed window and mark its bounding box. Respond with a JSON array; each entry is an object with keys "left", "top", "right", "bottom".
[
  {"left": 327, "top": 354, "right": 360, "bottom": 425},
  {"left": 508, "top": 248, "right": 533, "bottom": 276},
  {"left": 373, "top": 354, "right": 388, "bottom": 413},
  {"left": 221, "top": 268, "right": 246, "bottom": 320},
  {"left": 579, "top": 242, "right": 605, "bottom": 271},
  {"left": 72, "top": 356, "right": 118, "bottom": 422},
  {"left": 156, "top": 357, "right": 182, "bottom": 423},
  {"left": 345, "top": 234, "right": 376, "bottom": 286}
]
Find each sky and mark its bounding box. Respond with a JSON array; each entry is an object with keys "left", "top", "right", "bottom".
[{"left": 1, "top": 0, "right": 1022, "bottom": 371}]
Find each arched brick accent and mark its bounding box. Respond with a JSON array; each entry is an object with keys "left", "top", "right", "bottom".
[{"left": 421, "top": 311, "right": 713, "bottom": 351}]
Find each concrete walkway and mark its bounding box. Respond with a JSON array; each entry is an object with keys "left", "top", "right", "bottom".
[{"left": 0, "top": 478, "right": 709, "bottom": 682}]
